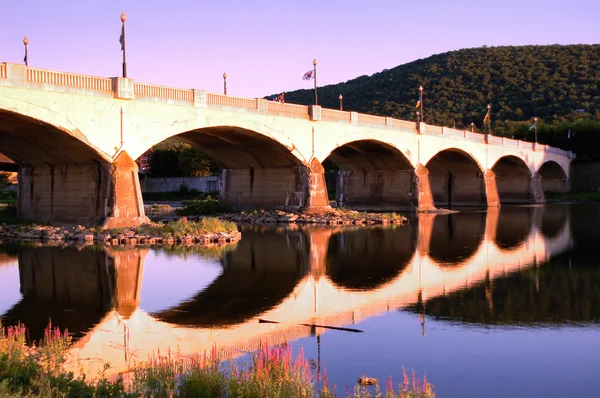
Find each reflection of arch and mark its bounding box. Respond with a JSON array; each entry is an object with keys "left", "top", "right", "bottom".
[
  {"left": 1, "top": 246, "right": 114, "bottom": 342},
  {"left": 0, "top": 109, "right": 111, "bottom": 166},
  {"left": 326, "top": 226, "right": 416, "bottom": 290},
  {"left": 491, "top": 156, "right": 532, "bottom": 203},
  {"left": 428, "top": 212, "right": 486, "bottom": 266},
  {"left": 537, "top": 161, "right": 568, "bottom": 193},
  {"left": 539, "top": 204, "right": 568, "bottom": 239},
  {"left": 425, "top": 149, "right": 485, "bottom": 208},
  {"left": 494, "top": 206, "right": 532, "bottom": 250},
  {"left": 153, "top": 228, "right": 309, "bottom": 327},
  {"left": 323, "top": 139, "right": 415, "bottom": 209}
]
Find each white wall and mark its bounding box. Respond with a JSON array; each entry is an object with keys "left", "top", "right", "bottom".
[{"left": 140, "top": 176, "right": 219, "bottom": 193}]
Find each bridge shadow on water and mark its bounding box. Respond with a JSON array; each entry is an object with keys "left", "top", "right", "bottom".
[{"left": 0, "top": 204, "right": 577, "bottom": 376}]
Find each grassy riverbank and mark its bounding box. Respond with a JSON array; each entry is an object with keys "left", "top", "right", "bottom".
[{"left": 0, "top": 321, "right": 434, "bottom": 397}]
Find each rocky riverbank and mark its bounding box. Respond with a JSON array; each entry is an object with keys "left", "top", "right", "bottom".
[
  {"left": 0, "top": 218, "right": 241, "bottom": 246},
  {"left": 218, "top": 209, "right": 407, "bottom": 225}
]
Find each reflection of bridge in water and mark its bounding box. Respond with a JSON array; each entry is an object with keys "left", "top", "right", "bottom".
[{"left": 0, "top": 206, "right": 572, "bottom": 378}]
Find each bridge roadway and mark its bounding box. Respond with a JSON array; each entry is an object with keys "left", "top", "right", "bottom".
[
  {"left": 0, "top": 62, "right": 574, "bottom": 226},
  {"left": 0, "top": 208, "right": 572, "bottom": 378}
]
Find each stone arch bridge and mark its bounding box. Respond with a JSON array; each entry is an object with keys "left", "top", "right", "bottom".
[{"left": 0, "top": 63, "right": 574, "bottom": 226}]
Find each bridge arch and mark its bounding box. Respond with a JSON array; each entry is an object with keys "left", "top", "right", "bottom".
[
  {"left": 537, "top": 160, "right": 569, "bottom": 193},
  {"left": 0, "top": 107, "right": 118, "bottom": 224},
  {"left": 143, "top": 124, "right": 317, "bottom": 209},
  {"left": 0, "top": 107, "right": 112, "bottom": 166},
  {"left": 322, "top": 139, "right": 415, "bottom": 210},
  {"left": 491, "top": 155, "right": 532, "bottom": 203},
  {"left": 425, "top": 148, "right": 486, "bottom": 208},
  {"left": 129, "top": 115, "right": 307, "bottom": 165}
]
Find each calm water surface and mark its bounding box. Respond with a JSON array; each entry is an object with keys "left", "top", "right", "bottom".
[{"left": 1, "top": 203, "right": 599, "bottom": 398}]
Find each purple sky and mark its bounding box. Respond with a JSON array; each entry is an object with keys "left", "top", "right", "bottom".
[{"left": 1, "top": 0, "right": 598, "bottom": 98}]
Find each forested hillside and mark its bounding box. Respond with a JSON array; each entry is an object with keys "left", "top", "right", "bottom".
[{"left": 280, "top": 45, "right": 600, "bottom": 158}]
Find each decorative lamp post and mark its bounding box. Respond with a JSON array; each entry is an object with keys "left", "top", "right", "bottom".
[
  {"left": 313, "top": 58, "right": 318, "bottom": 106},
  {"left": 471, "top": 122, "right": 475, "bottom": 133},
  {"left": 223, "top": 72, "right": 227, "bottom": 95},
  {"left": 534, "top": 117, "right": 538, "bottom": 144},
  {"left": 23, "top": 36, "right": 29, "bottom": 66},
  {"left": 120, "top": 12, "right": 127, "bottom": 78},
  {"left": 339, "top": 94, "right": 343, "bottom": 111}
]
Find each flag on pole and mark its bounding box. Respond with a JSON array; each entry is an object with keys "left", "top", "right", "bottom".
[
  {"left": 119, "top": 28, "right": 124, "bottom": 51},
  {"left": 483, "top": 109, "right": 490, "bottom": 123},
  {"left": 415, "top": 90, "right": 422, "bottom": 108},
  {"left": 302, "top": 70, "right": 314, "bottom": 80},
  {"left": 23, "top": 53, "right": 27, "bottom": 64},
  {"left": 528, "top": 121, "right": 537, "bottom": 131}
]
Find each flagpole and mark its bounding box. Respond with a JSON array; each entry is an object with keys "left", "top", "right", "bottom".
[
  {"left": 120, "top": 12, "right": 127, "bottom": 78},
  {"left": 487, "top": 104, "right": 491, "bottom": 135},
  {"left": 419, "top": 86, "right": 424, "bottom": 123},
  {"left": 23, "top": 37, "right": 29, "bottom": 66},
  {"left": 313, "top": 58, "right": 318, "bottom": 106}
]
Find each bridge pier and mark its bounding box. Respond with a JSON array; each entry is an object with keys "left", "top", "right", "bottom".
[
  {"left": 530, "top": 173, "right": 546, "bottom": 203},
  {"left": 305, "top": 158, "right": 331, "bottom": 211},
  {"left": 19, "top": 163, "right": 110, "bottom": 225},
  {"left": 411, "top": 164, "right": 436, "bottom": 211},
  {"left": 484, "top": 170, "right": 501, "bottom": 207},
  {"left": 17, "top": 151, "right": 149, "bottom": 228},
  {"left": 102, "top": 151, "right": 150, "bottom": 229}
]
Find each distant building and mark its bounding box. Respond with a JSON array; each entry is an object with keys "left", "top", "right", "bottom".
[{"left": 137, "top": 149, "right": 152, "bottom": 174}]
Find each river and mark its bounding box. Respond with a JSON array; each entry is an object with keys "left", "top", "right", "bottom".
[{"left": 0, "top": 203, "right": 599, "bottom": 397}]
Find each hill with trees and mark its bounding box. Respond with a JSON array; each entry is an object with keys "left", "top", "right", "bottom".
[{"left": 280, "top": 44, "right": 600, "bottom": 158}]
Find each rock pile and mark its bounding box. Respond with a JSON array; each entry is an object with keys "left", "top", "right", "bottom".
[{"left": 0, "top": 224, "right": 241, "bottom": 246}]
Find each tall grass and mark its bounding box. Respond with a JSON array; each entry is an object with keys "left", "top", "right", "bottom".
[
  {"left": 1, "top": 321, "right": 434, "bottom": 397},
  {"left": 135, "top": 217, "right": 238, "bottom": 237}
]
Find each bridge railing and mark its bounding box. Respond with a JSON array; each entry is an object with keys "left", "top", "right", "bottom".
[
  {"left": 466, "top": 131, "right": 486, "bottom": 143},
  {"left": 134, "top": 83, "right": 194, "bottom": 104},
  {"left": 425, "top": 125, "right": 443, "bottom": 135},
  {"left": 321, "top": 109, "right": 352, "bottom": 122},
  {"left": 27, "top": 68, "right": 113, "bottom": 92},
  {"left": 0, "top": 62, "right": 575, "bottom": 159},
  {"left": 206, "top": 93, "right": 257, "bottom": 110},
  {"left": 390, "top": 119, "right": 417, "bottom": 130},
  {"left": 266, "top": 101, "right": 310, "bottom": 119},
  {"left": 357, "top": 113, "right": 387, "bottom": 126}
]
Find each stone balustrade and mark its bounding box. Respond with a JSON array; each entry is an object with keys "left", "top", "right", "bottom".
[{"left": 0, "top": 62, "right": 575, "bottom": 159}]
